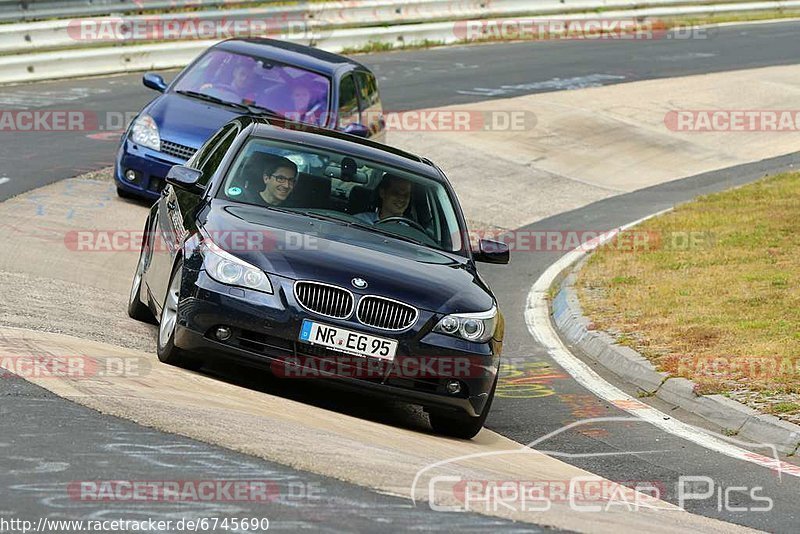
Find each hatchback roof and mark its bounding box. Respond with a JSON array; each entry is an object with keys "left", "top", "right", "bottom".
[{"left": 215, "top": 38, "right": 365, "bottom": 75}]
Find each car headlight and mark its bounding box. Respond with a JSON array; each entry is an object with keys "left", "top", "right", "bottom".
[
  {"left": 200, "top": 242, "right": 273, "bottom": 294},
  {"left": 433, "top": 306, "right": 497, "bottom": 343},
  {"left": 130, "top": 114, "right": 160, "bottom": 151}
]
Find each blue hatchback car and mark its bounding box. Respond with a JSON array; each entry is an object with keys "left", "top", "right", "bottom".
[{"left": 115, "top": 38, "right": 386, "bottom": 200}]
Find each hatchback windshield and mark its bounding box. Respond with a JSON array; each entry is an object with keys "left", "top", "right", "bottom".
[
  {"left": 173, "top": 49, "right": 331, "bottom": 127},
  {"left": 217, "top": 137, "right": 465, "bottom": 253}
]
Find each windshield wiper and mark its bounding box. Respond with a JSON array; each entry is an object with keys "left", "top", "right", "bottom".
[
  {"left": 176, "top": 91, "right": 285, "bottom": 118},
  {"left": 175, "top": 90, "right": 249, "bottom": 111},
  {"left": 245, "top": 104, "right": 284, "bottom": 119},
  {"left": 290, "top": 210, "right": 424, "bottom": 245},
  {"left": 345, "top": 220, "right": 428, "bottom": 247},
  {"left": 257, "top": 207, "right": 432, "bottom": 248},
  {"left": 290, "top": 210, "right": 354, "bottom": 226}
]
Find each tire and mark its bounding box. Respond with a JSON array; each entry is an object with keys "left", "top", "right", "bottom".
[
  {"left": 127, "top": 229, "right": 156, "bottom": 324},
  {"left": 429, "top": 374, "right": 498, "bottom": 439},
  {"left": 156, "top": 259, "right": 203, "bottom": 371}
]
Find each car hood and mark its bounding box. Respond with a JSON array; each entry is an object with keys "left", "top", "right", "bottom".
[
  {"left": 199, "top": 202, "right": 495, "bottom": 314},
  {"left": 144, "top": 92, "right": 241, "bottom": 149}
]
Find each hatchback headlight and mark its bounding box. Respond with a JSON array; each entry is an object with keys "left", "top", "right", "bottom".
[
  {"left": 200, "top": 242, "right": 273, "bottom": 294},
  {"left": 130, "top": 114, "right": 160, "bottom": 151},
  {"left": 433, "top": 306, "right": 497, "bottom": 343}
]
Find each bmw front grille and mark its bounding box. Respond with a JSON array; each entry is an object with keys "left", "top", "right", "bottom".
[
  {"left": 294, "top": 281, "right": 355, "bottom": 319},
  {"left": 294, "top": 281, "right": 418, "bottom": 331},
  {"left": 356, "top": 295, "right": 418, "bottom": 331}
]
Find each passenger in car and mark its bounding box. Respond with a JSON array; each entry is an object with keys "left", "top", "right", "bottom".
[
  {"left": 354, "top": 173, "right": 412, "bottom": 224},
  {"left": 231, "top": 64, "right": 258, "bottom": 105},
  {"left": 257, "top": 156, "right": 298, "bottom": 206},
  {"left": 284, "top": 80, "right": 327, "bottom": 126},
  {"left": 199, "top": 63, "right": 258, "bottom": 105}
]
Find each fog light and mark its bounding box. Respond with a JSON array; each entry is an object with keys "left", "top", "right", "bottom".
[
  {"left": 215, "top": 326, "right": 232, "bottom": 341},
  {"left": 445, "top": 380, "right": 462, "bottom": 395},
  {"left": 124, "top": 169, "right": 137, "bottom": 182}
]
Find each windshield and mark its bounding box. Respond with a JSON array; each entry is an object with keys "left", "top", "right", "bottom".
[
  {"left": 216, "top": 138, "right": 465, "bottom": 253},
  {"left": 172, "top": 49, "right": 331, "bottom": 127}
]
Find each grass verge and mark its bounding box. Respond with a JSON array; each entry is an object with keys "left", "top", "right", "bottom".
[{"left": 577, "top": 172, "right": 800, "bottom": 423}]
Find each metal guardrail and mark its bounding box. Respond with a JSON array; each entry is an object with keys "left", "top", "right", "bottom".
[
  {"left": 0, "top": 0, "right": 764, "bottom": 55},
  {"left": 0, "top": 0, "right": 272, "bottom": 22},
  {"left": 0, "top": 0, "right": 798, "bottom": 84}
]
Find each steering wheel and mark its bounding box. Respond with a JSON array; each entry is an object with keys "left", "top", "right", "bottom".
[{"left": 375, "top": 216, "right": 427, "bottom": 233}]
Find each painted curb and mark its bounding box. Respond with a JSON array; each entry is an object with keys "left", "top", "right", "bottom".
[{"left": 551, "top": 258, "right": 800, "bottom": 455}]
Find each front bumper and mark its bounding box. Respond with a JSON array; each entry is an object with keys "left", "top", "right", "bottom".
[
  {"left": 174, "top": 269, "right": 501, "bottom": 417},
  {"left": 114, "top": 138, "right": 187, "bottom": 200}
]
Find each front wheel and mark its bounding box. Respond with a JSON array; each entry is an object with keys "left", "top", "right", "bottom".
[
  {"left": 157, "top": 260, "right": 203, "bottom": 371},
  {"left": 127, "top": 229, "right": 155, "bottom": 324},
  {"left": 428, "top": 374, "right": 498, "bottom": 439}
]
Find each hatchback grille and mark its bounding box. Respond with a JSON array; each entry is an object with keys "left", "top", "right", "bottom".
[
  {"left": 160, "top": 139, "right": 196, "bottom": 160},
  {"left": 294, "top": 281, "right": 354, "bottom": 319},
  {"left": 357, "top": 296, "right": 418, "bottom": 331}
]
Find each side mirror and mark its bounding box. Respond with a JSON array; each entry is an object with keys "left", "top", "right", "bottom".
[
  {"left": 165, "top": 165, "right": 204, "bottom": 194},
  {"left": 143, "top": 73, "right": 167, "bottom": 93},
  {"left": 474, "top": 239, "right": 509, "bottom": 264},
  {"left": 343, "top": 123, "right": 370, "bottom": 137}
]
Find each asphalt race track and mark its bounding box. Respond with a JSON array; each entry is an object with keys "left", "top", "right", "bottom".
[
  {"left": 2, "top": 21, "right": 800, "bottom": 533},
  {"left": 4, "top": 20, "right": 800, "bottom": 202}
]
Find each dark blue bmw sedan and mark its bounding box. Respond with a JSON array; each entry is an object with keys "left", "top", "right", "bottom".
[
  {"left": 128, "top": 116, "right": 509, "bottom": 438},
  {"left": 115, "top": 38, "right": 385, "bottom": 200}
]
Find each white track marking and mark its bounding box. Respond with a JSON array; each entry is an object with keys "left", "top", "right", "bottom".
[
  {"left": 457, "top": 74, "right": 626, "bottom": 97},
  {"left": 0, "top": 88, "right": 110, "bottom": 110},
  {"left": 526, "top": 210, "right": 800, "bottom": 478},
  {"left": 0, "top": 178, "right": 10, "bottom": 186}
]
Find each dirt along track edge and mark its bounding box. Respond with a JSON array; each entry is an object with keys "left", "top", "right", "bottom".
[{"left": 526, "top": 212, "right": 800, "bottom": 479}]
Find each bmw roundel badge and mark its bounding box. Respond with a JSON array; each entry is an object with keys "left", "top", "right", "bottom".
[{"left": 351, "top": 278, "right": 368, "bottom": 289}]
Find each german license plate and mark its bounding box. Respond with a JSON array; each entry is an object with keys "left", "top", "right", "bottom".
[{"left": 298, "top": 319, "right": 397, "bottom": 361}]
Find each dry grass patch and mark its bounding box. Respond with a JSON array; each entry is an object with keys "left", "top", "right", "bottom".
[{"left": 577, "top": 172, "right": 800, "bottom": 422}]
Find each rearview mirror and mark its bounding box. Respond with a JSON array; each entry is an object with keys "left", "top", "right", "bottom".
[
  {"left": 343, "top": 123, "right": 370, "bottom": 137},
  {"left": 165, "top": 165, "right": 204, "bottom": 194},
  {"left": 474, "top": 239, "right": 510, "bottom": 264},
  {"left": 143, "top": 73, "right": 167, "bottom": 93}
]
